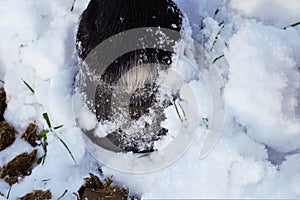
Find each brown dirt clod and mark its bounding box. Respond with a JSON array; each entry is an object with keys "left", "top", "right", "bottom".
[
  {"left": 0, "top": 121, "right": 18, "bottom": 151},
  {"left": 18, "top": 190, "right": 52, "bottom": 200},
  {"left": 0, "top": 88, "right": 7, "bottom": 122},
  {"left": 22, "top": 123, "right": 38, "bottom": 147},
  {"left": 0, "top": 149, "right": 37, "bottom": 185},
  {"left": 78, "top": 173, "right": 129, "bottom": 200}
]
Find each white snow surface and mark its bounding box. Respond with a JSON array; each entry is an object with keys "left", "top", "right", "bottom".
[{"left": 0, "top": 0, "right": 299, "bottom": 199}]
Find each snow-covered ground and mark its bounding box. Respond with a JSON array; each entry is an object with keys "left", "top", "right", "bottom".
[{"left": 0, "top": 0, "right": 300, "bottom": 199}]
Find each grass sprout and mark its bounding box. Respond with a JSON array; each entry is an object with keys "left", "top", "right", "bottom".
[
  {"left": 54, "top": 125, "right": 64, "bottom": 130},
  {"left": 42, "top": 113, "right": 52, "bottom": 128},
  {"left": 283, "top": 21, "right": 300, "bottom": 29},
  {"left": 70, "top": 0, "right": 76, "bottom": 12},
  {"left": 290, "top": 21, "right": 300, "bottom": 27},
  {"left": 174, "top": 100, "right": 183, "bottom": 123},
  {"left": 173, "top": 100, "right": 186, "bottom": 123},
  {"left": 37, "top": 129, "right": 49, "bottom": 165},
  {"left": 6, "top": 186, "right": 12, "bottom": 199},
  {"left": 57, "top": 189, "right": 68, "bottom": 200},
  {"left": 57, "top": 136, "right": 77, "bottom": 164},
  {"left": 212, "top": 55, "right": 225, "bottom": 64},
  {"left": 214, "top": 8, "right": 219, "bottom": 19},
  {"left": 202, "top": 117, "right": 209, "bottom": 129},
  {"left": 41, "top": 113, "right": 77, "bottom": 164},
  {"left": 137, "top": 153, "right": 152, "bottom": 159},
  {"left": 37, "top": 123, "right": 65, "bottom": 164},
  {"left": 210, "top": 22, "right": 225, "bottom": 51},
  {"left": 177, "top": 101, "right": 186, "bottom": 119},
  {"left": 22, "top": 80, "right": 35, "bottom": 94}
]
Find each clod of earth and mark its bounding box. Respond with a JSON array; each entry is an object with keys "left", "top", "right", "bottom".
[
  {"left": 18, "top": 190, "right": 52, "bottom": 200},
  {"left": 0, "top": 149, "right": 37, "bottom": 185},
  {"left": 0, "top": 88, "right": 7, "bottom": 122},
  {"left": 22, "top": 123, "right": 38, "bottom": 147},
  {"left": 0, "top": 121, "right": 18, "bottom": 151},
  {"left": 78, "top": 173, "right": 128, "bottom": 200}
]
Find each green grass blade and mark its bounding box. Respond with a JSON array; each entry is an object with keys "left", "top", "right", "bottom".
[
  {"left": 210, "top": 22, "right": 225, "bottom": 51},
  {"left": 173, "top": 100, "right": 183, "bottom": 123},
  {"left": 202, "top": 117, "right": 209, "bottom": 129},
  {"left": 290, "top": 21, "right": 300, "bottom": 27},
  {"left": 70, "top": 0, "right": 76, "bottom": 11},
  {"left": 22, "top": 80, "right": 35, "bottom": 94},
  {"left": 6, "top": 186, "right": 12, "bottom": 199},
  {"left": 283, "top": 21, "right": 300, "bottom": 29},
  {"left": 212, "top": 55, "right": 225, "bottom": 64},
  {"left": 43, "top": 113, "right": 52, "bottom": 128},
  {"left": 37, "top": 156, "right": 43, "bottom": 164},
  {"left": 177, "top": 101, "right": 186, "bottom": 119},
  {"left": 38, "top": 129, "right": 50, "bottom": 140},
  {"left": 54, "top": 125, "right": 64, "bottom": 130},
  {"left": 214, "top": 8, "right": 219, "bottom": 17},
  {"left": 57, "top": 189, "right": 68, "bottom": 200},
  {"left": 138, "top": 153, "right": 151, "bottom": 158},
  {"left": 57, "top": 135, "right": 77, "bottom": 164},
  {"left": 37, "top": 153, "right": 47, "bottom": 165}
]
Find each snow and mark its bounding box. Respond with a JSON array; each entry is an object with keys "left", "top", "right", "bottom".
[
  {"left": 0, "top": 0, "right": 300, "bottom": 199},
  {"left": 225, "top": 20, "right": 300, "bottom": 152},
  {"left": 230, "top": 0, "right": 300, "bottom": 28}
]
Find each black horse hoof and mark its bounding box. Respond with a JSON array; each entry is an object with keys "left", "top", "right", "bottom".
[{"left": 76, "top": 0, "right": 183, "bottom": 153}]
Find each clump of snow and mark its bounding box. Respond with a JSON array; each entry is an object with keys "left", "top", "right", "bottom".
[
  {"left": 230, "top": 0, "right": 300, "bottom": 28},
  {"left": 225, "top": 20, "right": 300, "bottom": 151},
  {"left": 73, "top": 93, "right": 98, "bottom": 131}
]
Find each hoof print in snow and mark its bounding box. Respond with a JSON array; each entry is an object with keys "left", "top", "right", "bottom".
[
  {"left": 78, "top": 174, "right": 128, "bottom": 200},
  {"left": 0, "top": 149, "right": 37, "bottom": 185},
  {"left": 0, "top": 121, "right": 18, "bottom": 151},
  {"left": 0, "top": 88, "right": 7, "bottom": 122},
  {"left": 18, "top": 190, "right": 52, "bottom": 200},
  {"left": 22, "top": 123, "right": 38, "bottom": 147}
]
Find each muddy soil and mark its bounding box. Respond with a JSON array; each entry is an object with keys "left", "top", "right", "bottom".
[
  {"left": 22, "top": 123, "right": 38, "bottom": 147},
  {"left": 0, "top": 149, "right": 37, "bottom": 185},
  {"left": 0, "top": 88, "right": 18, "bottom": 151},
  {"left": 78, "top": 173, "right": 128, "bottom": 200},
  {"left": 0, "top": 121, "right": 18, "bottom": 151},
  {"left": 18, "top": 190, "right": 52, "bottom": 200}
]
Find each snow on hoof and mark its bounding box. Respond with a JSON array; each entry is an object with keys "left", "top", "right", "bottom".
[{"left": 75, "top": 0, "right": 183, "bottom": 153}]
